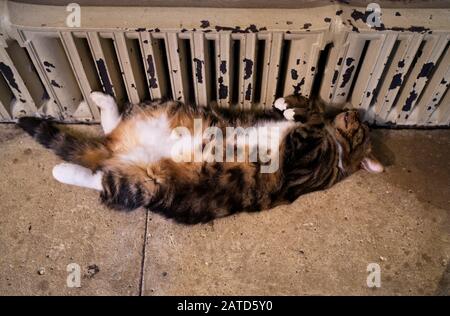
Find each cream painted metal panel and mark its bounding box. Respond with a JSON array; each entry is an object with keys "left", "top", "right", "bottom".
[
  {"left": 0, "top": 1, "right": 449, "bottom": 126},
  {"left": 113, "top": 32, "right": 141, "bottom": 104}
]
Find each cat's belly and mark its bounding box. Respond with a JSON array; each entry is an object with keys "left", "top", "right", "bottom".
[
  {"left": 116, "top": 114, "right": 295, "bottom": 165},
  {"left": 117, "top": 114, "right": 181, "bottom": 164}
]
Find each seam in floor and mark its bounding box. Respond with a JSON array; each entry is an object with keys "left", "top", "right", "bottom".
[{"left": 138, "top": 209, "right": 150, "bottom": 296}]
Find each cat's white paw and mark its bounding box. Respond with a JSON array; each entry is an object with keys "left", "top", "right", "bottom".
[
  {"left": 52, "top": 163, "right": 75, "bottom": 184},
  {"left": 90, "top": 91, "right": 116, "bottom": 110},
  {"left": 274, "top": 98, "right": 288, "bottom": 111},
  {"left": 283, "top": 108, "right": 296, "bottom": 121},
  {"left": 52, "top": 162, "right": 103, "bottom": 190}
]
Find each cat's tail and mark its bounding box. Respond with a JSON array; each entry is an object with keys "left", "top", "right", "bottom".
[{"left": 17, "top": 117, "right": 111, "bottom": 170}]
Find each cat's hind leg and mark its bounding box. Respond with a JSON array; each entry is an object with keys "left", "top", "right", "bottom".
[
  {"left": 90, "top": 91, "right": 121, "bottom": 135},
  {"left": 52, "top": 162, "right": 103, "bottom": 191}
]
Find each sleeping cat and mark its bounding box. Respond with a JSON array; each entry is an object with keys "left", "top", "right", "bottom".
[{"left": 17, "top": 92, "right": 383, "bottom": 224}]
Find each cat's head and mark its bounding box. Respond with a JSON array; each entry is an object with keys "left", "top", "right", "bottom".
[{"left": 332, "top": 110, "right": 384, "bottom": 174}]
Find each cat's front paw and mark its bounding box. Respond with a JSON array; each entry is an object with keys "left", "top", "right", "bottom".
[
  {"left": 273, "top": 97, "right": 288, "bottom": 111},
  {"left": 283, "top": 108, "right": 296, "bottom": 121},
  {"left": 90, "top": 91, "right": 116, "bottom": 110}
]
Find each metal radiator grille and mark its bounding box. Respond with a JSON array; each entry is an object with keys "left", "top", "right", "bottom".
[{"left": 0, "top": 1, "right": 449, "bottom": 126}]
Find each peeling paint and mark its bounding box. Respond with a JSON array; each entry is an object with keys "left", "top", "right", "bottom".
[
  {"left": 292, "top": 77, "right": 305, "bottom": 95},
  {"left": 346, "top": 57, "right": 354, "bottom": 66},
  {"left": 146, "top": 55, "right": 158, "bottom": 89},
  {"left": 245, "top": 83, "right": 252, "bottom": 101},
  {"left": 336, "top": 10, "right": 343, "bottom": 16},
  {"left": 351, "top": 9, "right": 369, "bottom": 23},
  {"left": 193, "top": 58, "right": 203, "bottom": 83},
  {"left": 379, "top": 25, "right": 430, "bottom": 33},
  {"left": 332, "top": 70, "right": 339, "bottom": 85},
  {"left": 402, "top": 90, "right": 418, "bottom": 111},
  {"left": 218, "top": 77, "right": 228, "bottom": 100},
  {"left": 389, "top": 73, "right": 402, "bottom": 90},
  {"left": 214, "top": 25, "right": 266, "bottom": 33},
  {"left": 0, "top": 62, "right": 21, "bottom": 93},
  {"left": 243, "top": 58, "right": 253, "bottom": 80},
  {"left": 398, "top": 59, "right": 405, "bottom": 68},
  {"left": 340, "top": 65, "right": 355, "bottom": 88},
  {"left": 220, "top": 61, "right": 227, "bottom": 74},
  {"left": 200, "top": 20, "right": 210, "bottom": 28},
  {"left": 96, "top": 59, "right": 114, "bottom": 96},
  {"left": 291, "top": 69, "right": 299, "bottom": 80},
  {"left": 348, "top": 20, "right": 360, "bottom": 33},
  {"left": 246, "top": 24, "right": 258, "bottom": 33},
  {"left": 303, "top": 23, "right": 312, "bottom": 29},
  {"left": 417, "top": 62, "right": 434, "bottom": 79},
  {"left": 324, "top": 17, "right": 332, "bottom": 23},
  {"left": 43, "top": 61, "right": 55, "bottom": 69},
  {"left": 50, "top": 80, "right": 62, "bottom": 88}
]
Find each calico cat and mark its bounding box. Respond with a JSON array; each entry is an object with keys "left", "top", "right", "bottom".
[{"left": 17, "top": 92, "right": 383, "bottom": 224}]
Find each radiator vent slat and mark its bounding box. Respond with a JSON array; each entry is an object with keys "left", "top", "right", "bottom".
[
  {"left": 165, "top": 32, "right": 188, "bottom": 103},
  {"left": 216, "top": 33, "right": 233, "bottom": 108},
  {"left": 139, "top": 32, "right": 159, "bottom": 99},
  {"left": 190, "top": 32, "right": 210, "bottom": 106},
  {"left": 60, "top": 32, "right": 99, "bottom": 120},
  {"left": 113, "top": 32, "right": 140, "bottom": 104},
  {"left": 240, "top": 33, "right": 257, "bottom": 109},
  {"left": 259, "top": 32, "right": 282, "bottom": 108},
  {"left": 331, "top": 34, "right": 367, "bottom": 104},
  {"left": 351, "top": 34, "right": 398, "bottom": 114}
]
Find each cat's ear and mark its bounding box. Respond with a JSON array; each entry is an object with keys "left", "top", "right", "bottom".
[{"left": 361, "top": 154, "right": 384, "bottom": 173}]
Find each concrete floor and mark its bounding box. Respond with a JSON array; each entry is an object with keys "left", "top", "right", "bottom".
[{"left": 0, "top": 124, "right": 448, "bottom": 295}]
